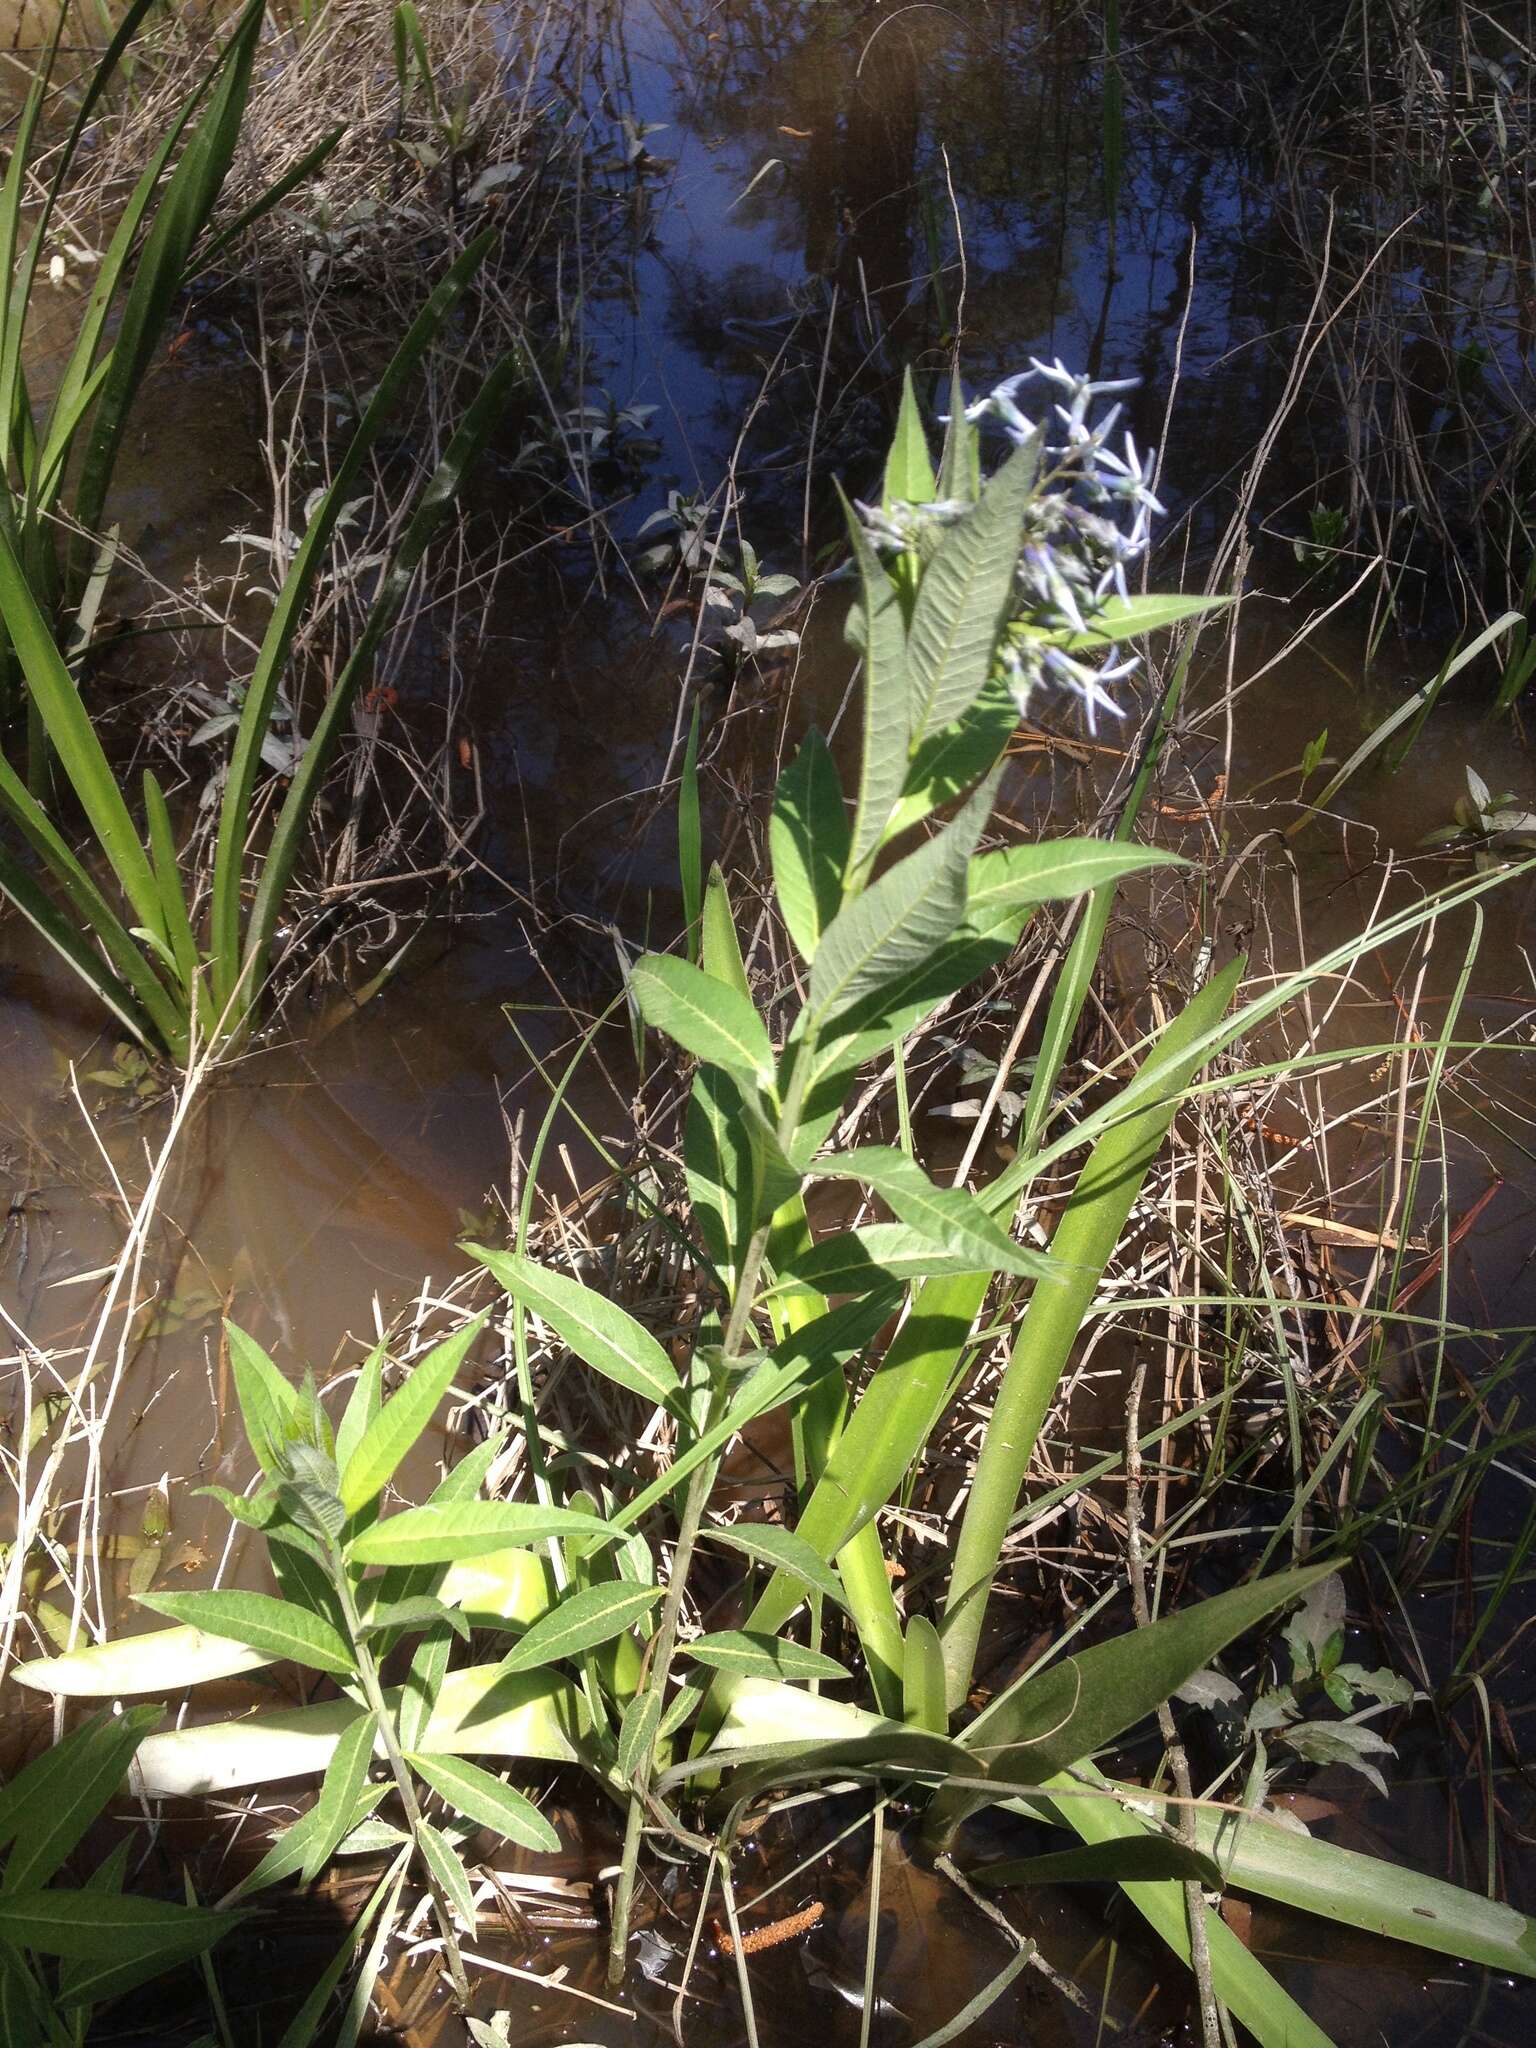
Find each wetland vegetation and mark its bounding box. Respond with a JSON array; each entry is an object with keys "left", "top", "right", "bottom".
[{"left": 1, "top": 4, "right": 1534, "bottom": 2044}]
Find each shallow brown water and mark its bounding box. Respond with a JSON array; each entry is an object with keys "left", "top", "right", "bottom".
[{"left": 2, "top": 2, "right": 1535, "bottom": 2043}]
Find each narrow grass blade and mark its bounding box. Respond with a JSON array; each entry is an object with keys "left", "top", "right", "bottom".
[
  {"left": 239, "top": 344, "right": 521, "bottom": 1008},
  {"left": 210, "top": 233, "right": 497, "bottom": 1010}
]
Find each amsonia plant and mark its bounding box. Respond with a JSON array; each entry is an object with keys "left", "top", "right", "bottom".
[{"left": 12, "top": 371, "right": 1534, "bottom": 2042}]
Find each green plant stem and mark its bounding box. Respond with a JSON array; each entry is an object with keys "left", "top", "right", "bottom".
[
  {"left": 607, "top": 1216, "right": 774, "bottom": 1985},
  {"left": 328, "top": 1553, "right": 470, "bottom": 2003}
]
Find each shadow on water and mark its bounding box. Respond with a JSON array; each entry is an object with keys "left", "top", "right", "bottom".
[{"left": 1, "top": 1, "right": 1534, "bottom": 2042}]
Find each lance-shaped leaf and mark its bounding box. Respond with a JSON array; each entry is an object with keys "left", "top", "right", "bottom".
[
  {"left": 700, "top": 1522, "right": 845, "bottom": 1608},
  {"left": 769, "top": 1222, "right": 1016, "bottom": 1295},
  {"left": 770, "top": 729, "right": 850, "bottom": 961},
  {"left": 466, "top": 1246, "right": 683, "bottom": 1411},
  {"left": 0, "top": 1889, "right": 243, "bottom": 1978},
  {"left": 807, "top": 1146, "right": 1055, "bottom": 1281},
  {"left": 407, "top": 1752, "right": 559, "bottom": 1853},
  {"left": 907, "top": 436, "right": 1039, "bottom": 748},
  {"left": 348, "top": 1499, "right": 615, "bottom": 1567},
  {"left": 225, "top": 1323, "right": 299, "bottom": 1478},
  {"left": 973, "top": 1837, "right": 1222, "bottom": 1891},
  {"left": 680, "top": 1632, "right": 849, "bottom": 1682},
  {"left": 930, "top": 1563, "right": 1334, "bottom": 1839},
  {"left": 964, "top": 838, "right": 1185, "bottom": 921},
  {"left": 418, "top": 1818, "right": 477, "bottom": 1928},
  {"left": 842, "top": 489, "right": 911, "bottom": 867},
  {"left": 136, "top": 1591, "right": 355, "bottom": 1678},
  {"left": 339, "top": 1314, "right": 486, "bottom": 1514},
  {"left": 226, "top": 1784, "right": 388, "bottom": 1900},
  {"left": 1022, "top": 590, "right": 1232, "bottom": 651},
  {"left": 0, "top": 1707, "right": 161, "bottom": 1892},
  {"left": 808, "top": 770, "right": 997, "bottom": 1030},
  {"left": 300, "top": 1710, "right": 376, "bottom": 1883},
  {"left": 883, "top": 366, "right": 936, "bottom": 507},
  {"left": 630, "top": 955, "right": 776, "bottom": 1086},
  {"left": 494, "top": 1583, "right": 660, "bottom": 1678}
]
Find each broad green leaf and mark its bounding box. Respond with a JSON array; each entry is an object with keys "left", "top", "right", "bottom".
[
  {"left": 888, "top": 675, "right": 1019, "bottom": 839},
  {"left": 681, "top": 1631, "right": 849, "bottom": 1682},
  {"left": 907, "top": 436, "right": 1039, "bottom": 747},
  {"left": 947, "top": 1563, "right": 1334, "bottom": 1797},
  {"left": 11, "top": 1623, "right": 272, "bottom": 1697},
  {"left": 617, "top": 1690, "right": 665, "bottom": 1783},
  {"left": 902, "top": 1614, "right": 947, "bottom": 1734},
  {"left": 700, "top": 1522, "right": 845, "bottom": 1608},
  {"left": 466, "top": 1246, "right": 683, "bottom": 1411},
  {"left": 136, "top": 1591, "right": 355, "bottom": 1678},
  {"left": 439, "top": 1548, "right": 554, "bottom": 1628},
  {"left": 1026, "top": 1766, "right": 1333, "bottom": 2048},
  {"left": 225, "top": 1322, "right": 299, "bottom": 1477},
  {"left": 496, "top": 1583, "right": 660, "bottom": 1676},
  {"left": 301, "top": 1710, "right": 376, "bottom": 1883},
  {"left": 770, "top": 1222, "right": 1002, "bottom": 1294},
  {"left": 0, "top": 1707, "right": 160, "bottom": 1893},
  {"left": 407, "top": 1752, "right": 559, "bottom": 1853},
  {"left": 883, "top": 366, "right": 936, "bottom": 507},
  {"left": 348, "top": 1499, "right": 615, "bottom": 1567},
  {"left": 339, "top": 1314, "right": 486, "bottom": 1514},
  {"left": 630, "top": 955, "right": 775, "bottom": 1085},
  {"left": 770, "top": 729, "right": 850, "bottom": 961},
  {"left": 728, "top": 1270, "right": 990, "bottom": 1657},
  {"left": 974, "top": 1837, "right": 1221, "bottom": 1891},
  {"left": 807, "top": 1147, "right": 1055, "bottom": 1280},
  {"left": 417, "top": 1819, "right": 477, "bottom": 1929},
  {"left": 1184, "top": 1794, "right": 1536, "bottom": 1979},
  {"left": 842, "top": 490, "right": 912, "bottom": 867},
  {"left": 808, "top": 771, "right": 996, "bottom": 1030}
]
